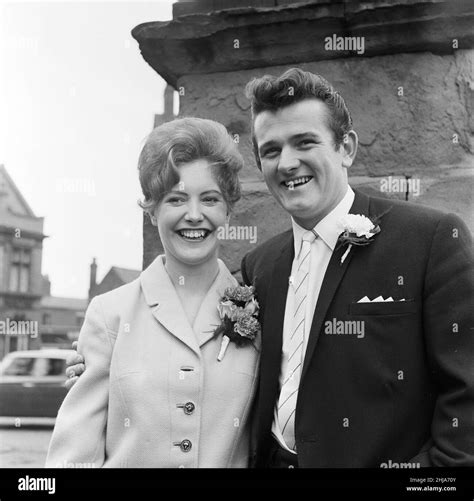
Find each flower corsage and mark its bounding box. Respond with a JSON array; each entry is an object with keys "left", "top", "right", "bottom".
[
  {"left": 213, "top": 285, "right": 261, "bottom": 362},
  {"left": 336, "top": 210, "right": 389, "bottom": 264}
]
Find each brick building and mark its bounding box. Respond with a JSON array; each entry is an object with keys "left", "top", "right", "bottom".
[
  {"left": 0, "top": 165, "right": 46, "bottom": 357},
  {"left": 0, "top": 165, "right": 88, "bottom": 357},
  {"left": 88, "top": 258, "right": 140, "bottom": 301}
]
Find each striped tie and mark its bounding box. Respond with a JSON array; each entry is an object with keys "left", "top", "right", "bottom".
[{"left": 278, "top": 229, "right": 317, "bottom": 451}]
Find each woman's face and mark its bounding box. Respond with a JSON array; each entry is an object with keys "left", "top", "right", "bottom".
[{"left": 153, "top": 159, "right": 228, "bottom": 267}]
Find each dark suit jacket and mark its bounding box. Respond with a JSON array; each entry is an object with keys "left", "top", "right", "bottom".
[{"left": 241, "top": 189, "right": 473, "bottom": 467}]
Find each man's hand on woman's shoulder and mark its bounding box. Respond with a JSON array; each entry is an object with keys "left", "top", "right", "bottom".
[{"left": 65, "top": 340, "right": 85, "bottom": 390}]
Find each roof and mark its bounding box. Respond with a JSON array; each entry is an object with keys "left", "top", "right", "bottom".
[
  {"left": 40, "top": 296, "right": 88, "bottom": 311},
  {"left": 0, "top": 164, "right": 35, "bottom": 217},
  {"left": 111, "top": 267, "right": 141, "bottom": 284}
]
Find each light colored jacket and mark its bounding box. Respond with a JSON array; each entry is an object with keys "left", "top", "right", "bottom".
[{"left": 46, "top": 256, "right": 260, "bottom": 468}]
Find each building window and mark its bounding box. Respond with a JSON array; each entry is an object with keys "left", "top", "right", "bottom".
[
  {"left": 9, "top": 248, "right": 31, "bottom": 293},
  {"left": 43, "top": 313, "right": 51, "bottom": 325},
  {"left": 8, "top": 336, "right": 19, "bottom": 353}
]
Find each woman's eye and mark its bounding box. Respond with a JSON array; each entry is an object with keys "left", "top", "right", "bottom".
[
  {"left": 166, "top": 197, "right": 185, "bottom": 205},
  {"left": 202, "top": 197, "right": 220, "bottom": 204}
]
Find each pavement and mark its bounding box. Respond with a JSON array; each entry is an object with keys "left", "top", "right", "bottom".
[{"left": 0, "top": 425, "right": 53, "bottom": 468}]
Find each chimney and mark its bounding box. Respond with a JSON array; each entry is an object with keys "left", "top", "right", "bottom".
[
  {"left": 89, "top": 257, "right": 97, "bottom": 300},
  {"left": 41, "top": 275, "right": 51, "bottom": 296}
]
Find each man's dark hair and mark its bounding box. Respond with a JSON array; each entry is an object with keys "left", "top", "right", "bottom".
[{"left": 245, "top": 68, "right": 353, "bottom": 169}]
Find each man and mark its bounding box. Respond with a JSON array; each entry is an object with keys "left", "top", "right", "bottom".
[
  {"left": 240, "top": 68, "right": 473, "bottom": 468},
  {"left": 67, "top": 68, "right": 473, "bottom": 468}
]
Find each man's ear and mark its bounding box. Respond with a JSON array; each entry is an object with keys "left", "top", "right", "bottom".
[{"left": 341, "top": 130, "right": 358, "bottom": 169}]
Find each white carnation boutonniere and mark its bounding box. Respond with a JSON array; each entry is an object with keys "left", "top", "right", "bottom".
[
  {"left": 337, "top": 209, "right": 390, "bottom": 264},
  {"left": 213, "top": 285, "right": 261, "bottom": 361}
]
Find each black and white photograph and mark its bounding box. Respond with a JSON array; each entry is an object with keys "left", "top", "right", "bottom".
[{"left": 0, "top": 0, "right": 473, "bottom": 495}]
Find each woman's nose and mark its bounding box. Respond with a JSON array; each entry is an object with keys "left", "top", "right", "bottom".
[{"left": 184, "top": 200, "right": 204, "bottom": 222}]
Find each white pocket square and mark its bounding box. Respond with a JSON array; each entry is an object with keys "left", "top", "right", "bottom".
[{"left": 357, "top": 296, "right": 405, "bottom": 303}]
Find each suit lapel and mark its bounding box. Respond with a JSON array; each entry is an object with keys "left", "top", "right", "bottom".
[
  {"left": 140, "top": 256, "right": 201, "bottom": 356},
  {"left": 258, "top": 232, "right": 294, "bottom": 431},
  {"left": 301, "top": 190, "right": 371, "bottom": 381}
]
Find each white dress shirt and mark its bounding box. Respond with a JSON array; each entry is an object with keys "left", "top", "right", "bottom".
[{"left": 272, "top": 186, "right": 355, "bottom": 452}]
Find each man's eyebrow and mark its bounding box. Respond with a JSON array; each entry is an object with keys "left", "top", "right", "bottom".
[
  {"left": 292, "top": 132, "right": 320, "bottom": 140},
  {"left": 259, "top": 132, "right": 321, "bottom": 150}
]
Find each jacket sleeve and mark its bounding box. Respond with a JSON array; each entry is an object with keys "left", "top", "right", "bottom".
[
  {"left": 422, "top": 213, "right": 474, "bottom": 466},
  {"left": 45, "top": 297, "right": 115, "bottom": 468}
]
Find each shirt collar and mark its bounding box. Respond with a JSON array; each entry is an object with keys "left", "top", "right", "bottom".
[{"left": 292, "top": 185, "right": 355, "bottom": 254}]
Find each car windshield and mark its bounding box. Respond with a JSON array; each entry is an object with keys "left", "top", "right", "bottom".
[{"left": 1, "top": 357, "right": 65, "bottom": 376}]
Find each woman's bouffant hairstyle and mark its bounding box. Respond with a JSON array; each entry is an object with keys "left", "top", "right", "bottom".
[
  {"left": 138, "top": 117, "right": 243, "bottom": 216},
  {"left": 245, "top": 68, "right": 353, "bottom": 169}
]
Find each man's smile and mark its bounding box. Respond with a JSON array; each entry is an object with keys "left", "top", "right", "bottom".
[{"left": 281, "top": 176, "right": 314, "bottom": 189}]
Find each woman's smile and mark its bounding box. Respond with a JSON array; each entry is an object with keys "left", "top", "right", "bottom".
[{"left": 176, "top": 228, "right": 213, "bottom": 242}]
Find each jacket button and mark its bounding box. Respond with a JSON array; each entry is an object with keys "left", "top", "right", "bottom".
[
  {"left": 180, "top": 439, "right": 192, "bottom": 453},
  {"left": 184, "top": 402, "right": 195, "bottom": 415}
]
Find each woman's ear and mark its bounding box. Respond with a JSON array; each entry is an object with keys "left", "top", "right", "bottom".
[{"left": 150, "top": 213, "right": 157, "bottom": 226}]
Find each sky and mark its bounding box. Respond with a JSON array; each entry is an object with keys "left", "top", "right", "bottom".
[{"left": 0, "top": 0, "right": 175, "bottom": 298}]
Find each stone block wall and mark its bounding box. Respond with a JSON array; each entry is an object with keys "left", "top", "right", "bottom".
[
  {"left": 173, "top": 51, "right": 474, "bottom": 274},
  {"left": 179, "top": 50, "right": 473, "bottom": 179},
  {"left": 134, "top": 1, "right": 474, "bottom": 271}
]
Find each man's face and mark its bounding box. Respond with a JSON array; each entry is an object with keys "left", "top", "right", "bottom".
[{"left": 254, "top": 99, "right": 353, "bottom": 229}]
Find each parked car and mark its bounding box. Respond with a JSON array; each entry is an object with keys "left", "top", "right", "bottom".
[{"left": 0, "top": 349, "right": 74, "bottom": 419}]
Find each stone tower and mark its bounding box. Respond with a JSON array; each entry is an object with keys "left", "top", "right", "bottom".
[{"left": 132, "top": 0, "right": 474, "bottom": 273}]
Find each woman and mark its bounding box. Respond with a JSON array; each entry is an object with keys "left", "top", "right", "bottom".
[{"left": 46, "top": 117, "right": 260, "bottom": 468}]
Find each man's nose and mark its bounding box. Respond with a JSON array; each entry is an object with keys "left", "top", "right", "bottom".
[
  {"left": 184, "top": 200, "right": 204, "bottom": 222},
  {"left": 278, "top": 146, "right": 300, "bottom": 173}
]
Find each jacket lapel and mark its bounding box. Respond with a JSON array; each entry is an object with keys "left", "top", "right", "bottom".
[
  {"left": 140, "top": 256, "right": 201, "bottom": 356},
  {"left": 258, "top": 232, "right": 294, "bottom": 431},
  {"left": 192, "top": 260, "right": 238, "bottom": 347},
  {"left": 301, "top": 189, "right": 371, "bottom": 381}
]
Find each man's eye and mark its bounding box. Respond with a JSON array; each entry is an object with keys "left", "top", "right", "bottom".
[
  {"left": 262, "top": 148, "right": 280, "bottom": 158},
  {"left": 299, "top": 139, "right": 316, "bottom": 147}
]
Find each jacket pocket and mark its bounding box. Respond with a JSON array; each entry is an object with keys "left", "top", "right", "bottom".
[{"left": 349, "top": 300, "right": 417, "bottom": 316}]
